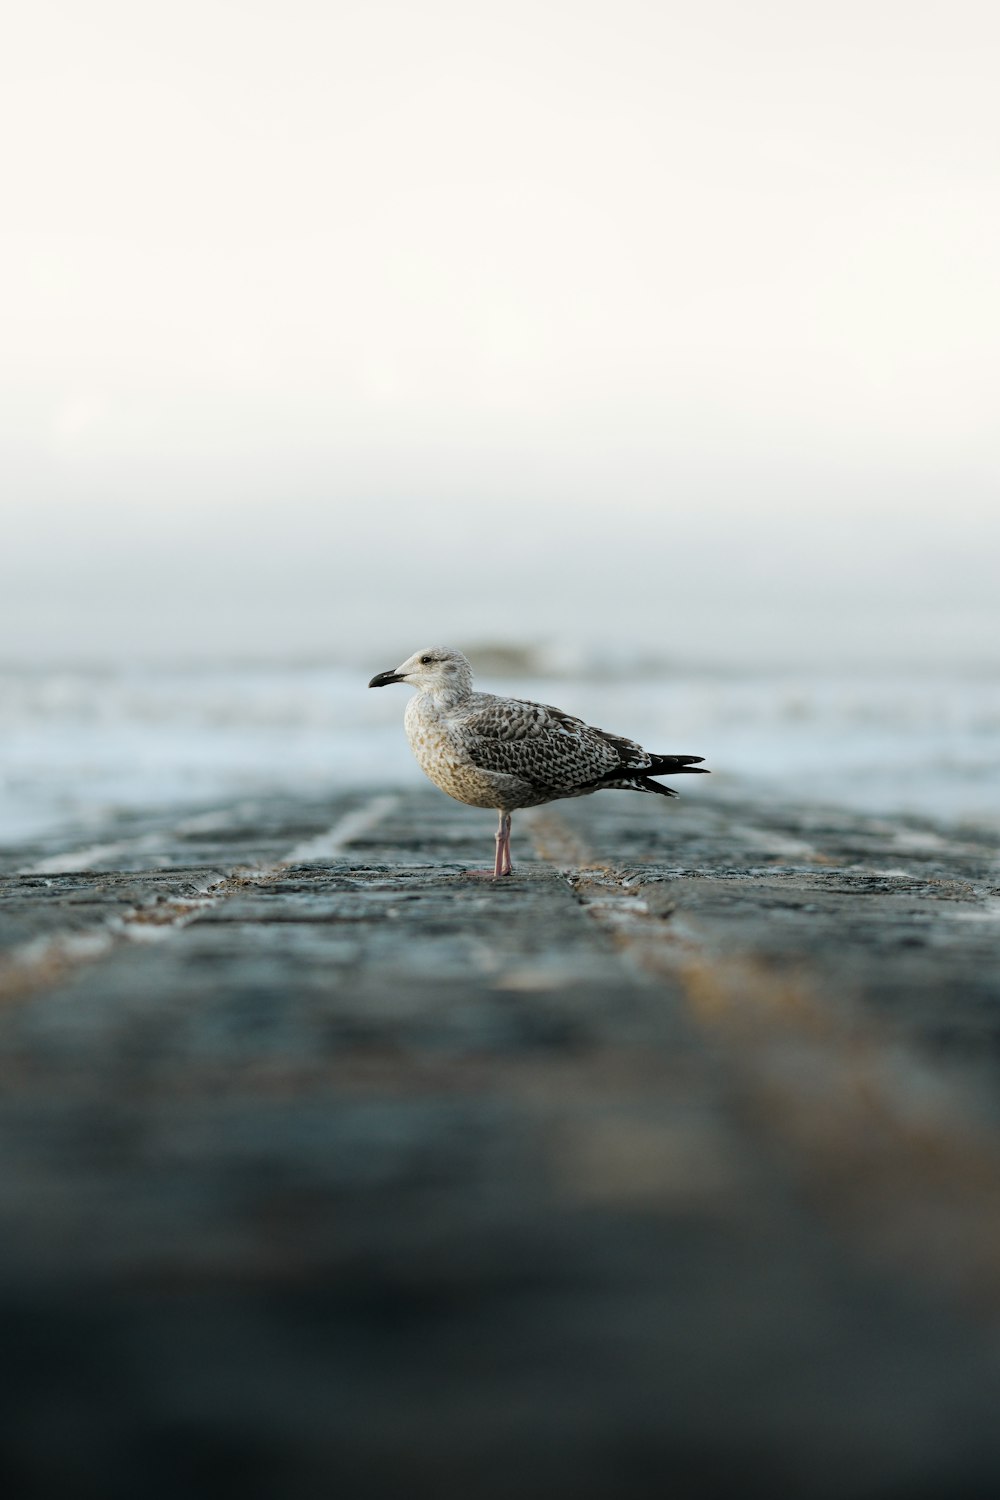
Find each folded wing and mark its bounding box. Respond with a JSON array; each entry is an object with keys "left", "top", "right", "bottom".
[{"left": 460, "top": 697, "right": 705, "bottom": 797}]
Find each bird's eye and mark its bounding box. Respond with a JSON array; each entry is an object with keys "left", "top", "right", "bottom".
[{"left": 420, "top": 654, "right": 432, "bottom": 664}]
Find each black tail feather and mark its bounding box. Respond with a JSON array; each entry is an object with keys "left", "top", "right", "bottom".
[
  {"left": 589, "top": 754, "right": 709, "bottom": 789},
  {"left": 646, "top": 754, "right": 708, "bottom": 776}
]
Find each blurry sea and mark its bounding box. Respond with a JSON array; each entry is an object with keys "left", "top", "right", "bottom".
[{"left": 1, "top": 648, "right": 998, "bottom": 850}]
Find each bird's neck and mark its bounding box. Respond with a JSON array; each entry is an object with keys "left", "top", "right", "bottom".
[{"left": 417, "top": 683, "right": 469, "bottom": 713}]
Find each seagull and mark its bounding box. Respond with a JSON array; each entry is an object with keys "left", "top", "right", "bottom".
[{"left": 368, "top": 646, "right": 709, "bottom": 878}]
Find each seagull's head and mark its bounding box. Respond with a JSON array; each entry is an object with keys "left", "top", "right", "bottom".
[{"left": 368, "top": 646, "right": 473, "bottom": 699}]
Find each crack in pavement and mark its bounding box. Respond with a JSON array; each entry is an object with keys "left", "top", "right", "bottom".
[{"left": 527, "top": 805, "right": 1000, "bottom": 1316}]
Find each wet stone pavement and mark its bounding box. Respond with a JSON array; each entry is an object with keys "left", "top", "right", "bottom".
[{"left": 2, "top": 784, "right": 1000, "bottom": 1497}]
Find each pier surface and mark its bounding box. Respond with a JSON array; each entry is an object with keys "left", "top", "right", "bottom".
[{"left": 2, "top": 786, "right": 1000, "bottom": 1497}]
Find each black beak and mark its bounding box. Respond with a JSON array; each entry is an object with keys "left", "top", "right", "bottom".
[{"left": 368, "top": 669, "right": 406, "bottom": 688}]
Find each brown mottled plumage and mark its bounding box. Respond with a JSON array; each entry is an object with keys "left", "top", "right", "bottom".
[{"left": 368, "top": 647, "right": 708, "bottom": 878}]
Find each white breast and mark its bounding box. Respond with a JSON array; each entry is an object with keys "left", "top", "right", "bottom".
[{"left": 404, "top": 695, "right": 502, "bottom": 809}]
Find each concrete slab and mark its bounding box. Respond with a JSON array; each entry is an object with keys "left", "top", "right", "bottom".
[{"left": 1, "top": 785, "right": 999, "bottom": 1497}]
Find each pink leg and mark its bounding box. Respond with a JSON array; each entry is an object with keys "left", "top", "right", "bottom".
[
  {"left": 494, "top": 812, "right": 512, "bottom": 877},
  {"left": 466, "top": 813, "right": 514, "bottom": 880}
]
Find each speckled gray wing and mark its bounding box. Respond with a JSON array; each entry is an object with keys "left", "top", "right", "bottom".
[{"left": 458, "top": 696, "right": 654, "bottom": 795}]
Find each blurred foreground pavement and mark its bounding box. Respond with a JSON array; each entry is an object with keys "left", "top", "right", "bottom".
[{"left": 2, "top": 786, "right": 1000, "bottom": 1498}]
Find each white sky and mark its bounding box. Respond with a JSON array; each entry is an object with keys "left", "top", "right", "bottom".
[{"left": 2, "top": 0, "right": 999, "bottom": 662}]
